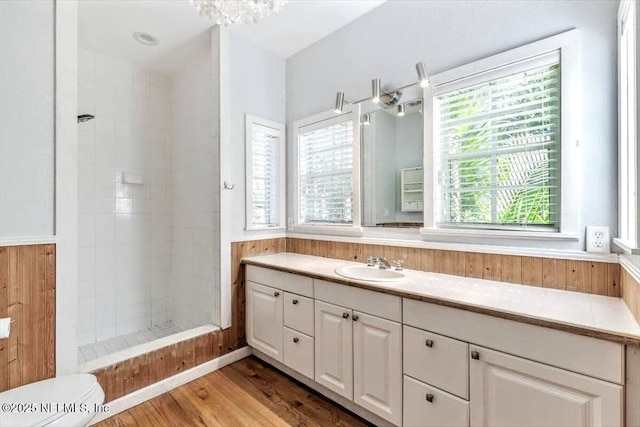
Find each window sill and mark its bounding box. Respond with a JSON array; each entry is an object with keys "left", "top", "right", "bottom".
[
  {"left": 245, "top": 226, "right": 287, "bottom": 232},
  {"left": 613, "top": 238, "right": 640, "bottom": 255},
  {"left": 290, "top": 224, "right": 364, "bottom": 237},
  {"left": 419, "top": 227, "right": 580, "bottom": 241}
]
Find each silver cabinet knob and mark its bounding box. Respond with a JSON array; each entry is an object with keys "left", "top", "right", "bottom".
[
  {"left": 292, "top": 299, "right": 298, "bottom": 305},
  {"left": 353, "top": 315, "right": 359, "bottom": 321},
  {"left": 425, "top": 339, "right": 434, "bottom": 348},
  {"left": 471, "top": 351, "right": 480, "bottom": 360},
  {"left": 426, "top": 394, "right": 434, "bottom": 403},
  {"left": 293, "top": 337, "right": 299, "bottom": 343},
  {"left": 342, "top": 312, "right": 350, "bottom": 319},
  {"left": 274, "top": 291, "right": 280, "bottom": 297}
]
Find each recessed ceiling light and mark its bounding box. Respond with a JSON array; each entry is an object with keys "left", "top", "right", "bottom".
[{"left": 133, "top": 32, "right": 159, "bottom": 46}]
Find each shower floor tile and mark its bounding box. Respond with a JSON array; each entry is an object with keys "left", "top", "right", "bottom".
[{"left": 78, "top": 323, "right": 184, "bottom": 365}]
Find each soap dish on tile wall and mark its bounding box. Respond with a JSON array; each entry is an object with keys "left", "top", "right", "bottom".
[{"left": 121, "top": 171, "right": 144, "bottom": 185}]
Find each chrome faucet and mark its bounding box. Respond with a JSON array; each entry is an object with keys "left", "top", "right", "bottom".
[
  {"left": 377, "top": 258, "right": 391, "bottom": 269},
  {"left": 366, "top": 256, "right": 391, "bottom": 269}
]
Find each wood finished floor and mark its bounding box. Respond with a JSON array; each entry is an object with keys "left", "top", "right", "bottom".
[{"left": 96, "top": 356, "right": 372, "bottom": 427}]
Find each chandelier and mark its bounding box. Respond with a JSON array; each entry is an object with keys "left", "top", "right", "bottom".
[{"left": 190, "top": 0, "right": 287, "bottom": 26}]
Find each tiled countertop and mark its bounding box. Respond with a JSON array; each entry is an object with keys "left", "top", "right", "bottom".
[{"left": 243, "top": 252, "right": 640, "bottom": 345}]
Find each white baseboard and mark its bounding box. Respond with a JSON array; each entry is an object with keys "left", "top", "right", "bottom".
[{"left": 89, "top": 346, "right": 252, "bottom": 425}]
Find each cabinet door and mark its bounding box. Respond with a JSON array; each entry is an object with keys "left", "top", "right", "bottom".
[
  {"left": 353, "top": 312, "right": 402, "bottom": 426},
  {"left": 314, "top": 300, "right": 353, "bottom": 400},
  {"left": 246, "top": 281, "right": 284, "bottom": 362},
  {"left": 469, "top": 345, "right": 623, "bottom": 427}
]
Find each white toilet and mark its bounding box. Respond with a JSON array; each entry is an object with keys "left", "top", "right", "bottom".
[{"left": 0, "top": 374, "right": 105, "bottom": 427}]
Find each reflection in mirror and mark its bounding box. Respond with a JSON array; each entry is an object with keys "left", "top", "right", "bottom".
[{"left": 361, "top": 99, "right": 423, "bottom": 228}]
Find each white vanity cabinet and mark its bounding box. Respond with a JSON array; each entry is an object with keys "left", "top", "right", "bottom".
[
  {"left": 469, "top": 346, "right": 623, "bottom": 427},
  {"left": 314, "top": 300, "right": 354, "bottom": 399},
  {"left": 246, "top": 266, "right": 315, "bottom": 377},
  {"left": 246, "top": 263, "right": 626, "bottom": 427},
  {"left": 246, "top": 281, "right": 284, "bottom": 362},
  {"left": 403, "top": 298, "right": 624, "bottom": 427},
  {"left": 314, "top": 279, "right": 403, "bottom": 425},
  {"left": 353, "top": 311, "right": 402, "bottom": 425}
]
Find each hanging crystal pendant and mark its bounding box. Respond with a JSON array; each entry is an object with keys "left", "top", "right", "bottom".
[{"left": 190, "top": 0, "right": 287, "bottom": 26}]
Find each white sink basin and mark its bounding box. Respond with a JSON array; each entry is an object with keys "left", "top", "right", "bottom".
[{"left": 334, "top": 265, "right": 407, "bottom": 282}]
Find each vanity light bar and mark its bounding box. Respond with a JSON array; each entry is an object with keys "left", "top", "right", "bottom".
[{"left": 332, "top": 61, "right": 429, "bottom": 114}]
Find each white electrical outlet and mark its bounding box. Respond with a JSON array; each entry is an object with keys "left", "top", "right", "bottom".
[
  {"left": 287, "top": 217, "right": 293, "bottom": 231},
  {"left": 586, "top": 226, "right": 610, "bottom": 253}
]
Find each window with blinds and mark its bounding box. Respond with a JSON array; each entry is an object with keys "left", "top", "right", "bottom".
[
  {"left": 246, "top": 116, "right": 284, "bottom": 230},
  {"left": 298, "top": 118, "right": 354, "bottom": 225},
  {"left": 435, "top": 62, "right": 560, "bottom": 230}
]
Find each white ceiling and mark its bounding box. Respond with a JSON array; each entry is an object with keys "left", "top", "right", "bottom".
[
  {"left": 231, "top": 0, "right": 386, "bottom": 58},
  {"left": 78, "top": 0, "right": 386, "bottom": 74}
]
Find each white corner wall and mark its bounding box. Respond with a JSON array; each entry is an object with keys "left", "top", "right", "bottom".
[
  {"left": 229, "top": 31, "right": 286, "bottom": 242},
  {"left": 0, "top": 0, "right": 55, "bottom": 237},
  {"left": 286, "top": 0, "right": 618, "bottom": 251}
]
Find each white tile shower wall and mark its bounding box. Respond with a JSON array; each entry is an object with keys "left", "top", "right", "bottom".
[
  {"left": 170, "top": 42, "right": 221, "bottom": 330},
  {"left": 77, "top": 48, "right": 172, "bottom": 346}
]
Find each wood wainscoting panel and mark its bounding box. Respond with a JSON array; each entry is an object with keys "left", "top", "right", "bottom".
[
  {"left": 608, "top": 263, "right": 621, "bottom": 297},
  {"left": 228, "top": 238, "right": 286, "bottom": 351},
  {"left": 0, "top": 244, "right": 56, "bottom": 392},
  {"left": 93, "top": 333, "right": 222, "bottom": 403},
  {"left": 285, "top": 238, "right": 620, "bottom": 297},
  {"left": 501, "top": 255, "right": 523, "bottom": 283},
  {"left": 93, "top": 237, "right": 286, "bottom": 402}
]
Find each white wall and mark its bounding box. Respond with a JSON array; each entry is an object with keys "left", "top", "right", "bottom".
[
  {"left": 0, "top": 0, "right": 55, "bottom": 237},
  {"left": 77, "top": 48, "right": 172, "bottom": 345},
  {"left": 286, "top": 0, "right": 618, "bottom": 250},
  {"left": 170, "top": 41, "right": 221, "bottom": 329},
  {"left": 229, "top": 31, "right": 286, "bottom": 242}
]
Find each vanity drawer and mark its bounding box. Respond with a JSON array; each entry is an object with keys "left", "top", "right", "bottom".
[
  {"left": 404, "top": 325, "right": 469, "bottom": 400},
  {"left": 284, "top": 292, "right": 314, "bottom": 336},
  {"left": 314, "top": 279, "right": 401, "bottom": 322},
  {"left": 404, "top": 375, "right": 469, "bottom": 427},
  {"left": 283, "top": 327, "right": 314, "bottom": 379},
  {"left": 246, "top": 266, "right": 314, "bottom": 298}
]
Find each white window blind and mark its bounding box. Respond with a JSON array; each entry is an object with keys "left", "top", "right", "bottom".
[
  {"left": 246, "top": 115, "right": 284, "bottom": 230},
  {"left": 435, "top": 62, "right": 560, "bottom": 230},
  {"left": 298, "top": 118, "right": 354, "bottom": 224}
]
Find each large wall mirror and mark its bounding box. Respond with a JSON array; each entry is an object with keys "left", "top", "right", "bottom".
[{"left": 361, "top": 98, "right": 423, "bottom": 228}]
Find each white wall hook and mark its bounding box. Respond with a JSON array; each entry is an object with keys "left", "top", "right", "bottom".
[{"left": 223, "top": 180, "right": 235, "bottom": 190}]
